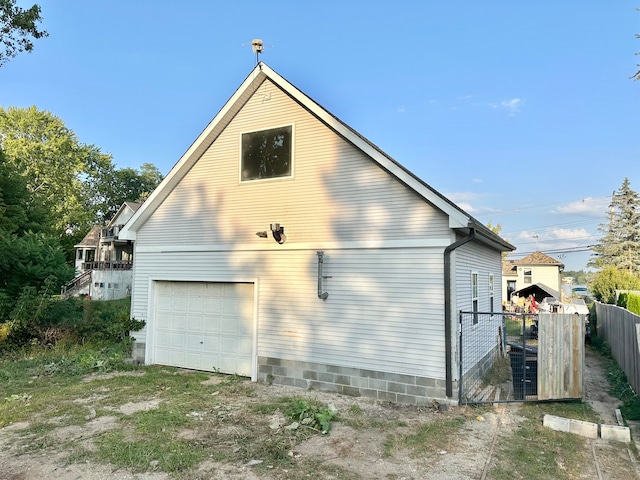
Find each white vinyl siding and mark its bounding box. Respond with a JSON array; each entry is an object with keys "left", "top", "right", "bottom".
[
  {"left": 136, "top": 78, "right": 449, "bottom": 247},
  {"left": 131, "top": 247, "right": 447, "bottom": 379},
  {"left": 454, "top": 240, "right": 504, "bottom": 377},
  {"left": 129, "top": 77, "right": 471, "bottom": 384}
]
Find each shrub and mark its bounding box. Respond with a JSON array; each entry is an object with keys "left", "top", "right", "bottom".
[
  {"left": 591, "top": 267, "right": 640, "bottom": 304},
  {"left": 3, "top": 292, "right": 144, "bottom": 352},
  {"left": 617, "top": 292, "right": 628, "bottom": 308},
  {"left": 627, "top": 294, "right": 640, "bottom": 316}
]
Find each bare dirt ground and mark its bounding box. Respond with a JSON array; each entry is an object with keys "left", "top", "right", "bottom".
[{"left": 1, "top": 349, "right": 639, "bottom": 480}]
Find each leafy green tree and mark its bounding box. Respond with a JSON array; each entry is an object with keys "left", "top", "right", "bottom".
[
  {"left": 0, "top": 0, "right": 47, "bottom": 66},
  {"left": 0, "top": 106, "right": 116, "bottom": 235},
  {"left": 487, "top": 222, "right": 509, "bottom": 258},
  {"left": 590, "top": 266, "right": 640, "bottom": 304},
  {"left": 90, "top": 162, "right": 163, "bottom": 223},
  {"left": 563, "top": 270, "right": 589, "bottom": 285},
  {"left": 589, "top": 178, "right": 640, "bottom": 273}
]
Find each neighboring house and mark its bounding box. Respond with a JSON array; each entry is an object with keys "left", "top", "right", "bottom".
[
  {"left": 119, "top": 63, "right": 513, "bottom": 405},
  {"left": 62, "top": 202, "right": 141, "bottom": 300},
  {"left": 502, "top": 251, "right": 564, "bottom": 304}
]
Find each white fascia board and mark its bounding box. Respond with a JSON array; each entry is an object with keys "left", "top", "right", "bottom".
[
  {"left": 259, "top": 64, "right": 471, "bottom": 229},
  {"left": 119, "top": 65, "right": 268, "bottom": 240}
]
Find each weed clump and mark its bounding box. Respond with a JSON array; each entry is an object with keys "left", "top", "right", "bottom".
[{"left": 284, "top": 398, "right": 338, "bottom": 434}]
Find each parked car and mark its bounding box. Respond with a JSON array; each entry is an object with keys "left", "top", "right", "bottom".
[{"left": 572, "top": 286, "right": 592, "bottom": 298}]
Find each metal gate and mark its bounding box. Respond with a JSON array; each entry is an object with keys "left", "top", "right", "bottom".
[{"left": 458, "top": 312, "right": 584, "bottom": 404}]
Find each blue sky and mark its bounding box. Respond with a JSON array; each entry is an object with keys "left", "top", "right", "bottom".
[{"left": 2, "top": 1, "right": 639, "bottom": 271}]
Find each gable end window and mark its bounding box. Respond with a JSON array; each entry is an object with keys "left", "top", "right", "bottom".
[
  {"left": 241, "top": 125, "right": 292, "bottom": 181},
  {"left": 524, "top": 269, "right": 532, "bottom": 284}
]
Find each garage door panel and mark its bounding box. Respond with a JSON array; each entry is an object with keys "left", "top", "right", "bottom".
[
  {"left": 186, "top": 333, "right": 203, "bottom": 350},
  {"left": 156, "top": 330, "right": 171, "bottom": 347},
  {"left": 238, "top": 337, "right": 254, "bottom": 352},
  {"left": 220, "top": 337, "right": 238, "bottom": 354},
  {"left": 156, "top": 313, "right": 172, "bottom": 328},
  {"left": 189, "top": 315, "right": 204, "bottom": 332},
  {"left": 168, "top": 349, "right": 186, "bottom": 366},
  {"left": 185, "top": 352, "right": 201, "bottom": 370},
  {"left": 202, "top": 317, "right": 220, "bottom": 334},
  {"left": 219, "top": 356, "right": 239, "bottom": 374},
  {"left": 202, "top": 333, "right": 220, "bottom": 350},
  {"left": 205, "top": 297, "right": 222, "bottom": 313},
  {"left": 170, "top": 332, "right": 187, "bottom": 348},
  {"left": 153, "top": 281, "right": 254, "bottom": 377},
  {"left": 222, "top": 298, "right": 242, "bottom": 315}
]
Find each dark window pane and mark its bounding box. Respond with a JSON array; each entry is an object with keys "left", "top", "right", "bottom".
[{"left": 242, "top": 126, "right": 292, "bottom": 181}]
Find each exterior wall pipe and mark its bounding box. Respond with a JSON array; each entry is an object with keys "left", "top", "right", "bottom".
[
  {"left": 317, "top": 251, "right": 329, "bottom": 300},
  {"left": 444, "top": 227, "right": 476, "bottom": 399}
]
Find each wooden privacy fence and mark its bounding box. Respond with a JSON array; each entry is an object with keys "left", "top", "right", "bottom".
[
  {"left": 596, "top": 302, "right": 640, "bottom": 395},
  {"left": 537, "top": 313, "right": 584, "bottom": 400},
  {"left": 459, "top": 312, "right": 584, "bottom": 403}
]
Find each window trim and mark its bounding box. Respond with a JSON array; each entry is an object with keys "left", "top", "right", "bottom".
[
  {"left": 239, "top": 123, "right": 295, "bottom": 183},
  {"left": 523, "top": 268, "right": 532, "bottom": 284},
  {"left": 471, "top": 271, "right": 479, "bottom": 325},
  {"left": 489, "top": 273, "right": 494, "bottom": 315}
]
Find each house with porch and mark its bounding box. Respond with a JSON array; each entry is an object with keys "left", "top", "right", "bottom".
[{"left": 62, "top": 202, "right": 141, "bottom": 300}]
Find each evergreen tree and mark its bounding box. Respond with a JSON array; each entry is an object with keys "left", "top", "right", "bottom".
[{"left": 589, "top": 178, "right": 640, "bottom": 273}]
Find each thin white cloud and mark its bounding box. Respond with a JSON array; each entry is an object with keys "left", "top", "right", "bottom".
[
  {"left": 397, "top": 105, "right": 406, "bottom": 113},
  {"left": 516, "top": 228, "right": 590, "bottom": 242},
  {"left": 447, "top": 191, "right": 500, "bottom": 216},
  {"left": 488, "top": 98, "right": 522, "bottom": 115},
  {"left": 472, "top": 178, "right": 483, "bottom": 184},
  {"left": 553, "top": 197, "right": 610, "bottom": 217}
]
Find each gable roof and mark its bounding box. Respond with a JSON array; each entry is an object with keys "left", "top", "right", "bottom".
[
  {"left": 514, "top": 251, "right": 564, "bottom": 268},
  {"left": 107, "top": 201, "right": 143, "bottom": 229},
  {"left": 502, "top": 259, "right": 517, "bottom": 276},
  {"left": 74, "top": 225, "right": 101, "bottom": 248},
  {"left": 119, "top": 63, "right": 512, "bottom": 252}
]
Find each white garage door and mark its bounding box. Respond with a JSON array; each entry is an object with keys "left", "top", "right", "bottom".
[{"left": 153, "top": 281, "right": 254, "bottom": 376}]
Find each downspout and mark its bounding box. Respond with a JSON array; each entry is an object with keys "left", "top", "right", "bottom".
[{"left": 443, "top": 227, "right": 476, "bottom": 398}]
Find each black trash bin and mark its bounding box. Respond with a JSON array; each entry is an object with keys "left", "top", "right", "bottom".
[{"left": 508, "top": 343, "right": 538, "bottom": 400}]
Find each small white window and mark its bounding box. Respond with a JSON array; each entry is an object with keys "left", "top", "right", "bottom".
[
  {"left": 471, "top": 272, "right": 479, "bottom": 324},
  {"left": 489, "top": 274, "right": 494, "bottom": 314},
  {"left": 524, "top": 269, "right": 532, "bottom": 284}
]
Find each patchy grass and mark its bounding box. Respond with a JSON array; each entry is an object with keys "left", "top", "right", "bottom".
[
  {"left": 95, "top": 429, "right": 208, "bottom": 473},
  {"left": 589, "top": 339, "right": 640, "bottom": 421},
  {"left": 504, "top": 317, "right": 522, "bottom": 337},
  {"left": 482, "top": 354, "right": 512, "bottom": 386},
  {"left": 490, "top": 402, "right": 597, "bottom": 479},
  {"left": 383, "top": 414, "right": 468, "bottom": 458}
]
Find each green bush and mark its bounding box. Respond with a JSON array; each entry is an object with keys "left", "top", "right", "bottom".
[
  {"left": 627, "top": 293, "right": 640, "bottom": 316},
  {"left": 590, "top": 267, "right": 640, "bottom": 304},
  {"left": 617, "top": 292, "right": 628, "bottom": 308},
  {"left": 2, "top": 291, "right": 144, "bottom": 352}
]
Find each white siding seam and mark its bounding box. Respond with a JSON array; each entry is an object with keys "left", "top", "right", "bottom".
[{"left": 135, "top": 238, "right": 452, "bottom": 253}]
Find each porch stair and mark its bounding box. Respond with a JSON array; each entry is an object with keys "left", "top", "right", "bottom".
[{"left": 61, "top": 270, "right": 92, "bottom": 299}]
